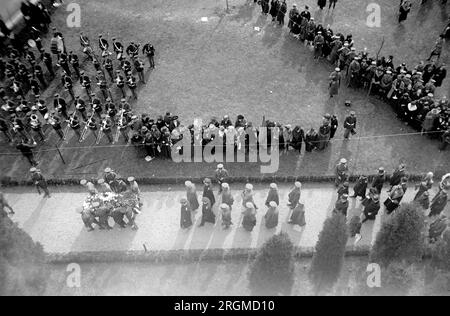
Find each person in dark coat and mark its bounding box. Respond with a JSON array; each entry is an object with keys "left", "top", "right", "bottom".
[
  {"left": 352, "top": 175, "right": 368, "bottom": 199},
  {"left": 261, "top": 0, "right": 270, "bottom": 15},
  {"left": 265, "top": 201, "right": 279, "bottom": 229},
  {"left": 277, "top": 0, "right": 287, "bottom": 25},
  {"left": 305, "top": 128, "right": 318, "bottom": 152},
  {"left": 384, "top": 183, "right": 406, "bottom": 215},
  {"left": 333, "top": 194, "right": 349, "bottom": 216},
  {"left": 287, "top": 182, "right": 302, "bottom": 208},
  {"left": 199, "top": 196, "right": 215, "bottom": 226},
  {"left": 389, "top": 163, "right": 407, "bottom": 191},
  {"left": 429, "top": 190, "right": 448, "bottom": 217},
  {"left": 265, "top": 183, "right": 279, "bottom": 207},
  {"left": 291, "top": 125, "right": 304, "bottom": 153},
  {"left": 242, "top": 202, "right": 257, "bottom": 232},
  {"left": 413, "top": 172, "right": 434, "bottom": 201},
  {"left": 202, "top": 178, "right": 216, "bottom": 206},
  {"left": 318, "top": 0, "right": 327, "bottom": 10},
  {"left": 372, "top": 167, "right": 386, "bottom": 194},
  {"left": 220, "top": 203, "right": 232, "bottom": 229},
  {"left": 289, "top": 201, "right": 306, "bottom": 227},
  {"left": 361, "top": 194, "right": 381, "bottom": 223},
  {"left": 270, "top": 0, "right": 280, "bottom": 22},
  {"left": 398, "top": 0, "right": 412, "bottom": 23},
  {"left": 330, "top": 115, "right": 339, "bottom": 139},
  {"left": 180, "top": 198, "right": 193, "bottom": 229}
]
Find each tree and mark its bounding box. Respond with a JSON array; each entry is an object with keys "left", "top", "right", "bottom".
[
  {"left": 0, "top": 217, "right": 49, "bottom": 296},
  {"left": 248, "top": 232, "right": 295, "bottom": 296},
  {"left": 370, "top": 203, "right": 425, "bottom": 267},
  {"left": 309, "top": 213, "right": 348, "bottom": 294},
  {"left": 426, "top": 229, "right": 450, "bottom": 295}
]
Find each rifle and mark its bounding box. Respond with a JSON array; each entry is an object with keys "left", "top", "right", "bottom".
[
  {"left": 80, "top": 112, "right": 95, "bottom": 143},
  {"left": 114, "top": 109, "right": 125, "bottom": 143},
  {"left": 96, "top": 118, "right": 108, "bottom": 144}
]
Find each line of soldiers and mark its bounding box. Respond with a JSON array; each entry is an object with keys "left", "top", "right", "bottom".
[{"left": 1, "top": 27, "right": 156, "bottom": 149}]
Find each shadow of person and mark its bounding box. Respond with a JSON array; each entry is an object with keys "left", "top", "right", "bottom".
[
  {"left": 261, "top": 22, "right": 283, "bottom": 48},
  {"left": 229, "top": 2, "right": 255, "bottom": 25},
  {"left": 199, "top": 261, "right": 220, "bottom": 292},
  {"left": 22, "top": 197, "right": 48, "bottom": 232}
]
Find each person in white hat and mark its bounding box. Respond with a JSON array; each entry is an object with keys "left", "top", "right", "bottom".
[
  {"left": 329, "top": 67, "right": 341, "bottom": 98},
  {"left": 288, "top": 182, "right": 302, "bottom": 209},
  {"left": 97, "top": 178, "right": 112, "bottom": 193},
  {"left": 220, "top": 203, "right": 232, "bottom": 229},
  {"left": 265, "top": 201, "right": 279, "bottom": 229},
  {"left": 242, "top": 183, "right": 257, "bottom": 209},
  {"left": 30, "top": 168, "right": 50, "bottom": 198},
  {"left": 242, "top": 202, "right": 257, "bottom": 232},
  {"left": 221, "top": 183, "right": 234, "bottom": 210},
  {"left": 335, "top": 158, "right": 349, "bottom": 187},
  {"left": 127, "top": 177, "right": 141, "bottom": 205},
  {"left": 265, "top": 183, "right": 279, "bottom": 207},
  {"left": 185, "top": 181, "right": 200, "bottom": 211},
  {"left": 203, "top": 178, "right": 216, "bottom": 206},
  {"left": 215, "top": 164, "right": 229, "bottom": 194},
  {"left": 103, "top": 167, "right": 117, "bottom": 184}
]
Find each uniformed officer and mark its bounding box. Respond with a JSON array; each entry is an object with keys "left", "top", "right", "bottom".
[
  {"left": 103, "top": 58, "right": 114, "bottom": 82},
  {"left": 117, "top": 109, "right": 131, "bottom": 143},
  {"left": 69, "top": 51, "right": 81, "bottom": 78},
  {"left": 127, "top": 75, "right": 138, "bottom": 100},
  {"left": 57, "top": 53, "right": 72, "bottom": 76},
  {"left": 79, "top": 32, "right": 90, "bottom": 49},
  {"left": 61, "top": 72, "right": 75, "bottom": 100},
  {"left": 34, "top": 64, "right": 46, "bottom": 87},
  {"left": 115, "top": 71, "right": 126, "bottom": 98},
  {"left": 29, "top": 114, "right": 45, "bottom": 141},
  {"left": 96, "top": 71, "right": 109, "bottom": 101},
  {"left": 120, "top": 98, "right": 132, "bottom": 115},
  {"left": 142, "top": 43, "right": 155, "bottom": 69},
  {"left": 67, "top": 112, "right": 82, "bottom": 141},
  {"left": 80, "top": 71, "right": 92, "bottom": 100},
  {"left": 86, "top": 112, "right": 98, "bottom": 140},
  {"left": 42, "top": 51, "right": 55, "bottom": 77},
  {"left": 29, "top": 75, "right": 40, "bottom": 97},
  {"left": 47, "top": 111, "right": 64, "bottom": 139},
  {"left": 105, "top": 98, "right": 117, "bottom": 125},
  {"left": 75, "top": 96, "right": 87, "bottom": 121},
  {"left": 91, "top": 94, "right": 103, "bottom": 119},
  {"left": 134, "top": 58, "right": 146, "bottom": 83},
  {"left": 100, "top": 114, "right": 113, "bottom": 144},
  {"left": 112, "top": 37, "right": 124, "bottom": 59},
  {"left": 98, "top": 34, "right": 109, "bottom": 56},
  {"left": 121, "top": 59, "right": 132, "bottom": 77},
  {"left": 53, "top": 93, "right": 68, "bottom": 119},
  {"left": 30, "top": 168, "right": 51, "bottom": 198},
  {"left": 36, "top": 98, "right": 48, "bottom": 118},
  {"left": 126, "top": 42, "right": 139, "bottom": 60}
]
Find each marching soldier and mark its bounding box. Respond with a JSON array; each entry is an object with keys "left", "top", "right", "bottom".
[
  {"left": 96, "top": 71, "right": 109, "bottom": 101},
  {"left": 134, "top": 58, "right": 146, "bottom": 83},
  {"left": 57, "top": 53, "right": 72, "bottom": 77},
  {"left": 67, "top": 112, "right": 82, "bottom": 141},
  {"left": 98, "top": 34, "right": 110, "bottom": 56},
  {"left": 112, "top": 37, "right": 124, "bottom": 58},
  {"left": 42, "top": 51, "right": 55, "bottom": 77},
  {"left": 47, "top": 111, "right": 64, "bottom": 140},
  {"left": 36, "top": 99, "right": 48, "bottom": 118},
  {"left": 100, "top": 114, "right": 113, "bottom": 144},
  {"left": 69, "top": 51, "right": 81, "bottom": 78},
  {"left": 29, "top": 114, "right": 45, "bottom": 142},
  {"left": 92, "top": 56, "right": 103, "bottom": 74},
  {"left": 115, "top": 70, "right": 126, "bottom": 98},
  {"left": 73, "top": 96, "right": 86, "bottom": 121},
  {"left": 11, "top": 114, "right": 29, "bottom": 141},
  {"left": 29, "top": 75, "right": 40, "bottom": 97},
  {"left": 86, "top": 113, "right": 98, "bottom": 140},
  {"left": 127, "top": 75, "right": 138, "bottom": 100},
  {"left": 142, "top": 43, "right": 155, "bottom": 69},
  {"left": 34, "top": 64, "right": 46, "bottom": 87},
  {"left": 30, "top": 168, "right": 51, "bottom": 198},
  {"left": 80, "top": 71, "right": 92, "bottom": 101},
  {"left": 61, "top": 72, "right": 75, "bottom": 100},
  {"left": 117, "top": 110, "right": 131, "bottom": 142},
  {"left": 105, "top": 98, "right": 117, "bottom": 124},
  {"left": 79, "top": 32, "right": 90, "bottom": 50},
  {"left": 91, "top": 94, "right": 103, "bottom": 119},
  {"left": 53, "top": 94, "right": 68, "bottom": 119},
  {"left": 103, "top": 58, "right": 114, "bottom": 82},
  {"left": 121, "top": 59, "right": 132, "bottom": 76},
  {"left": 11, "top": 79, "right": 24, "bottom": 98},
  {"left": 120, "top": 98, "right": 132, "bottom": 115},
  {"left": 126, "top": 42, "right": 139, "bottom": 60}
]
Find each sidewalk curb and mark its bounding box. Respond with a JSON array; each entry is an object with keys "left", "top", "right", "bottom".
[
  {"left": 1, "top": 174, "right": 427, "bottom": 187},
  {"left": 45, "top": 245, "right": 372, "bottom": 264}
]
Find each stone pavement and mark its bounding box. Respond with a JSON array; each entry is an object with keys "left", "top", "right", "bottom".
[{"left": 3, "top": 182, "right": 447, "bottom": 255}]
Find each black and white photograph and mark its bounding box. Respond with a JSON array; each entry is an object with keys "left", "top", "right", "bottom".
[{"left": 0, "top": 0, "right": 450, "bottom": 300}]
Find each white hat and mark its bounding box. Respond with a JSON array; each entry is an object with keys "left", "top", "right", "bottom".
[
  {"left": 428, "top": 93, "right": 434, "bottom": 98},
  {"left": 80, "top": 179, "right": 87, "bottom": 185},
  {"left": 245, "top": 183, "right": 253, "bottom": 190},
  {"left": 270, "top": 183, "right": 277, "bottom": 189},
  {"left": 104, "top": 168, "right": 112, "bottom": 173},
  {"left": 127, "top": 177, "right": 135, "bottom": 182},
  {"left": 269, "top": 201, "right": 278, "bottom": 207},
  {"left": 217, "top": 164, "right": 224, "bottom": 169},
  {"left": 408, "top": 103, "right": 418, "bottom": 111},
  {"left": 185, "top": 181, "right": 193, "bottom": 187},
  {"left": 222, "top": 183, "right": 229, "bottom": 189},
  {"left": 335, "top": 67, "right": 341, "bottom": 72},
  {"left": 340, "top": 158, "right": 347, "bottom": 164},
  {"left": 220, "top": 203, "right": 230, "bottom": 210},
  {"left": 246, "top": 202, "right": 255, "bottom": 208},
  {"left": 295, "top": 181, "right": 302, "bottom": 188},
  {"left": 98, "top": 179, "right": 105, "bottom": 184},
  {"left": 30, "top": 167, "right": 37, "bottom": 173}
]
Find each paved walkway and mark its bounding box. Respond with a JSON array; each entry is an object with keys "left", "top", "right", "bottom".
[{"left": 3, "top": 182, "right": 447, "bottom": 254}]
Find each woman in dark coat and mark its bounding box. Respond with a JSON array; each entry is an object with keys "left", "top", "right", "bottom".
[
  {"left": 318, "top": 0, "right": 327, "bottom": 10},
  {"left": 304, "top": 128, "right": 318, "bottom": 152},
  {"left": 429, "top": 190, "right": 448, "bottom": 217},
  {"left": 202, "top": 178, "right": 216, "bottom": 206},
  {"left": 270, "top": 0, "right": 280, "bottom": 21},
  {"left": 352, "top": 175, "right": 368, "bottom": 199},
  {"left": 414, "top": 172, "right": 434, "bottom": 201},
  {"left": 265, "top": 201, "right": 279, "bottom": 229},
  {"left": 330, "top": 115, "right": 338, "bottom": 139},
  {"left": 261, "top": 0, "right": 270, "bottom": 15},
  {"left": 185, "top": 181, "right": 200, "bottom": 211},
  {"left": 277, "top": 0, "right": 287, "bottom": 26},
  {"left": 199, "top": 196, "right": 215, "bottom": 226},
  {"left": 287, "top": 182, "right": 302, "bottom": 208},
  {"left": 265, "top": 183, "right": 280, "bottom": 207},
  {"left": 242, "top": 202, "right": 257, "bottom": 232},
  {"left": 180, "top": 198, "right": 193, "bottom": 229},
  {"left": 289, "top": 201, "right": 306, "bottom": 227},
  {"left": 291, "top": 126, "right": 304, "bottom": 153},
  {"left": 384, "top": 184, "right": 405, "bottom": 214},
  {"left": 361, "top": 195, "right": 380, "bottom": 223},
  {"left": 372, "top": 168, "right": 386, "bottom": 194},
  {"left": 398, "top": 0, "right": 411, "bottom": 24}
]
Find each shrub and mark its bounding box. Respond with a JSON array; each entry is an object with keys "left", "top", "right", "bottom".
[
  {"left": 380, "top": 262, "right": 414, "bottom": 296},
  {"left": 431, "top": 229, "right": 450, "bottom": 272},
  {"left": 248, "top": 232, "right": 295, "bottom": 296},
  {"left": 309, "top": 213, "right": 348, "bottom": 295},
  {"left": 0, "top": 217, "right": 49, "bottom": 296},
  {"left": 370, "top": 203, "right": 425, "bottom": 267}
]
